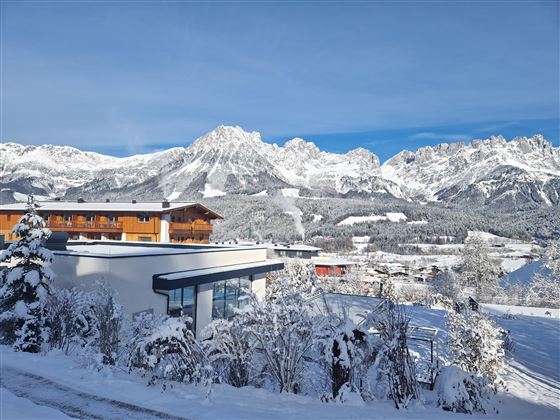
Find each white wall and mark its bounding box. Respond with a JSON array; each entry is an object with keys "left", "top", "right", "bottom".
[
  {"left": 251, "top": 272, "right": 267, "bottom": 301},
  {"left": 160, "top": 214, "right": 171, "bottom": 242},
  {"left": 195, "top": 283, "right": 214, "bottom": 337},
  {"left": 51, "top": 246, "right": 270, "bottom": 333}
]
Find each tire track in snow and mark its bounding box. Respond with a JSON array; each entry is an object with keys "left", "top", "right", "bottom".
[{"left": 0, "top": 366, "right": 188, "bottom": 420}]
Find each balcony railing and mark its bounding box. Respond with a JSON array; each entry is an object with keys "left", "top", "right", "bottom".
[
  {"left": 193, "top": 224, "right": 213, "bottom": 233},
  {"left": 46, "top": 220, "right": 123, "bottom": 232},
  {"left": 169, "top": 223, "right": 213, "bottom": 235}
]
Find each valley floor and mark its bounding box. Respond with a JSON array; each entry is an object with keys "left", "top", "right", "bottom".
[{"left": 1, "top": 301, "right": 558, "bottom": 420}]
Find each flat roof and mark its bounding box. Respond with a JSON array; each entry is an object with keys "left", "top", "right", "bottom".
[
  {"left": 153, "top": 259, "right": 285, "bottom": 290},
  {"left": 233, "top": 241, "right": 321, "bottom": 252},
  {"left": 311, "top": 257, "right": 358, "bottom": 266},
  {"left": 0, "top": 201, "right": 222, "bottom": 218},
  {"left": 51, "top": 240, "right": 267, "bottom": 258}
]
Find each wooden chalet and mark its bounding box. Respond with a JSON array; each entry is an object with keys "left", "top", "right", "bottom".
[{"left": 0, "top": 200, "right": 222, "bottom": 244}]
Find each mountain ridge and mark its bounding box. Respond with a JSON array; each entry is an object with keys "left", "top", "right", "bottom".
[{"left": 1, "top": 127, "right": 558, "bottom": 208}]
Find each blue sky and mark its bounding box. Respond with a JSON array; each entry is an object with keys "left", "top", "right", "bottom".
[{"left": 1, "top": 1, "right": 558, "bottom": 161}]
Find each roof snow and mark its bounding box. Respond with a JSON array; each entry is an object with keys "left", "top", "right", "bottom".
[{"left": 0, "top": 201, "right": 205, "bottom": 214}]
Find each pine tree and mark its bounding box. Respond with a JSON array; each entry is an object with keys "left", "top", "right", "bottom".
[{"left": 0, "top": 195, "right": 53, "bottom": 352}]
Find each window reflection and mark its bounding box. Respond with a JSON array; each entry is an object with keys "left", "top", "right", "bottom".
[
  {"left": 166, "top": 286, "right": 196, "bottom": 330},
  {"left": 212, "top": 276, "right": 251, "bottom": 320}
]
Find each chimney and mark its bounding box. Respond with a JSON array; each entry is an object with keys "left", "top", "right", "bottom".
[
  {"left": 132, "top": 199, "right": 137, "bottom": 204},
  {"left": 77, "top": 198, "right": 85, "bottom": 203},
  {"left": 162, "top": 199, "right": 170, "bottom": 208}
]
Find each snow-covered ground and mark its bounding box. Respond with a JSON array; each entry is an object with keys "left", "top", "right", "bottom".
[
  {"left": 338, "top": 212, "right": 408, "bottom": 226},
  {"left": 1, "top": 298, "right": 558, "bottom": 419},
  {"left": 199, "top": 183, "right": 227, "bottom": 198},
  {"left": 0, "top": 387, "right": 73, "bottom": 419}
]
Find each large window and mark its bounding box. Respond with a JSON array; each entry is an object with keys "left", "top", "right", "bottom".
[
  {"left": 166, "top": 286, "right": 196, "bottom": 328},
  {"left": 212, "top": 276, "right": 251, "bottom": 320}
]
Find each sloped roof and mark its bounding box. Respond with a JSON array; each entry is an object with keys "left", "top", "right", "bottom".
[{"left": 0, "top": 201, "right": 223, "bottom": 219}]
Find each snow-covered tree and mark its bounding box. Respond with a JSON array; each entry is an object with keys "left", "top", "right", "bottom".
[
  {"left": 526, "top": 272, "right": 560, "bottom": 308},
  {"left": 459, "top": 236, "right": 501, "bottom": 302},
  {"left": 379, "top": 276, "right": 397, "bottom": 301},
  {"left": 543, "top": 239, "right": 560, "bottom": 276},
  {"left": 128, "top": 315, "right": 212, "bottom": 387},
  {"left": 430, "top": 270, "right": 461, "bottom": 302},
  {"left": 0, "top": 195, "right": 53, "bottom": 352},
  {"left": 447, "top": 309, "right": 504, "bottom": 386},
  {"left": 373, "top": 302, "right": 421, "bottom": 409},
  {"left": 202, "top": 312, "right": 255, "bottom": 387},
  {"left": 245, "top": 276, "right": 318, "bottom": 393}
]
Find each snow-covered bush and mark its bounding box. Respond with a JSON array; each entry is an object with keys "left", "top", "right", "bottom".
[
  {"left": 202, "top": 312, "right": 254, "bottom": 387},
  {"left": 0, "top": 195, "right": 53, "bottom": 352},
  {"left": 315, "top": 313, "right": 378, "bottom": 402},
  {"left": 266, "top": 258, "right": 318, "bottom": 300},
  {"left": 320, "top": 274, "right": 376, "bottom": 297},
  {"left": 445, "top": 308, "right": 505, "bottom": 414},
  {"left": 431, "top": 293, "right": 454, "bottom": 310},
  {"left": 47, "top": 288, "right": 98, "bottom": 355},
  {"left": 436, "top": 365, "right": 494, "bottom": 414},
  {"left": 127, "top": 315, "right": 211, "bottom": 387},
  {"left": 87, "top": 283, "right": 124, "bottom": 366},
  {"left": 398, "top": 284, "right": 429, "bottom": 305},
  {"left": 245, "top": 277, "right": 318, "bottom": 393},
  {"left": 373, "top": 302, "right": 421, "bottom": 409}
]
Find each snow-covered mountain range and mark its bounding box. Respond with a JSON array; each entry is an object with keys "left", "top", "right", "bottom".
[{"left": 1, "top": 126, "right": 558, "bottom": 207}]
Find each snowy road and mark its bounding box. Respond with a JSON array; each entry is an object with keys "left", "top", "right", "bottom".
[{"left": 0, "top": 366, "right": 188, "bottom": 420}]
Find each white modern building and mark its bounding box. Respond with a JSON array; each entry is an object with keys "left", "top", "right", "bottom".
[{"left": 48, "top": 240, "right": 283, "bottom": 336}]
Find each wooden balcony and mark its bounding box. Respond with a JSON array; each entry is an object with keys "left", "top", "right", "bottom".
[
  {"left": 193, "top": 224, "right": 213, "bottom": 234},
  {"left": 46, "top": 220, "right": 123, "bottom": 232},
  {"left": 169, "top": 223, "right": 213, "bottom": 235},
  {"left": 169, "top": 222, "right": 193, "bottom": 234}
]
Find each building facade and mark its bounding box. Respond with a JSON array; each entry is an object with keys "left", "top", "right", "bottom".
[
  {"left": 41, "top": 241, "right": 283, "bottom": 336},
  {"left": 0, "top": 200, "right": 222, "bottom": 243}
]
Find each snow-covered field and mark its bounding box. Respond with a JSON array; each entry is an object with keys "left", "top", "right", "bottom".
[
  {"left": 1, "top": 298, "right": 558, "bottom": 419},
  {"left": 338, "top": 212, "right": 408, "bottom": 226}
]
